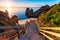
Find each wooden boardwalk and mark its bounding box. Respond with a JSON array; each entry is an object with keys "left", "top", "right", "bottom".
[{"left": 0, "top": 21, "right": 60, "bottom": 40}]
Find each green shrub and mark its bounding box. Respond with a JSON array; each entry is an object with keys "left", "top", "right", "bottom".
[{"left": 38, "top": 3, "right": 60, "bottom": 27}]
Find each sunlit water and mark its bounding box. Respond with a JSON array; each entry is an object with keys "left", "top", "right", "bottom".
[{"left": 0, "top": 7, "right": 39, "bottom": 20}]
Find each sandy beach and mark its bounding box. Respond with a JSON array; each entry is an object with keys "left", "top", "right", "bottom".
[{"left": 18, "top": 18, "right": 37, "bottom": 25}]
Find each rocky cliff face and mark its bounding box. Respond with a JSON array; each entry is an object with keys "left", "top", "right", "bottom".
[
  {"left": 34, "top": 5, "right": 50, "bottom": 16},
  {"left": 26, "top": 5, "right": 50, "bottom": 18},
  {"left": 37, "top": 3, "right": 60, "bottom": 27},
  {"left": 11, "top": 15, "right": 19, "bottom": 25},
  {"left": 26, "top": 8, "right": 34, "bottom": 17},
  {"left": 0, "top": 10, "right": 19, "bottom": 26},
  {"left": 0, "top": 11, "right": 10, "bottom": 26},
  {"left": 0, "top": 10, "right": 20, "bottom": 40}
]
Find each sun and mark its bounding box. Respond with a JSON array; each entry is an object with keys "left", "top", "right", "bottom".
[
  {"left": 5, "top": 3, "right": 11, "bottom": 8},
  {"left": 4, "top": 2, "right": 12, "bottom": 17}
]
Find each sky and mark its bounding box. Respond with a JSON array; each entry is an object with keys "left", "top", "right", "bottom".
[
  {"left": 0, "top": 0, "right": 60, "bottom": 7},
  {"left": 0, "top": 0, "right": 60, "bottom": 17}
]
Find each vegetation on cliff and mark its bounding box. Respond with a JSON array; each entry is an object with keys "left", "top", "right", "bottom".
[{"left": 37, "top": 3, "right": 60, "bottom": 27}]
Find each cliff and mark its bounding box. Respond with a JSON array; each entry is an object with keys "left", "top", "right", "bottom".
[
  {"left": 25, "top": 5, "right": 50, "bottom": 18},
  {"left": 0, "top": 10, "right": 19, "bottom": 26},
  {"left": 26, "top": 8, "right": 34, "bottom": 17},
  {"left": 37, "top": 3, "right": 60, "bottom": 27},
  {"left": 0, "top": 10, "right": 19, "bottom": 34}
]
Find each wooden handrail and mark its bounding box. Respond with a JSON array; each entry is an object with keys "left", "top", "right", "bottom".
[
  {"left": 39, "top": 29, "right": 60, "bottom": 37},
  {"left": 39, "top": 27, "right": 60, "bottom": 30},
  {"left": 40, "top": 32, "right": 54, "bottom": 40},
  {"left": 0, "top": 26, "right": 21, "bottom": 29}
]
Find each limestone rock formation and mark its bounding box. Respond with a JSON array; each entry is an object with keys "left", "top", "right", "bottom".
[
  {"left": 0, "top": 10, "right": 19, "bottom": 26},
  {"left": 34, "top": 5, "right": 50, "bottom": 17},
  {"left": 0, "top": 10, "right": 10, "bottom": 26},
  {"left": 11, "top": 15, "right": 19, "bottom": 25},
  {"left": 26, "top": 8, "right": 34, "bottom": 17},
  {"left": 5, "top": 10, "right": 9, "bottom": 16},
  {"left": 25, "top": 5, "right": 50, "bottom": 18}
]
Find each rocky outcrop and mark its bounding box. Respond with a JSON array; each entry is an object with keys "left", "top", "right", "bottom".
[
  {"left": 11, "top": 15, "right": 19, "bottom": 25},
  {"left": 0, "top": 10, "right": 19, "bottom": 33},
  {"left": 25, "top": 5, "right": 50, "bottom": 18},
  {"left": 26, "top": 8, "right": 34, "bottom": 17},
  {"left": 0, "top": 10, "right": 10, "bottom": 26},
  {"left": 34, "top": 5, "right": 50, "bottom": 17},
  {"left": 0, "top": 10, "right": 19, "bottom": 26},
  {"left": 0, "top": 10, "right": 25, "bottom": 40},
  {"left": 0, "top": 10, "right": 28, "bottom": 40}
]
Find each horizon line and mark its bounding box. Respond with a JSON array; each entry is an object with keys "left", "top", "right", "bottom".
[{"left": 0, "top": 7, "right": 39, "bottom": 8}]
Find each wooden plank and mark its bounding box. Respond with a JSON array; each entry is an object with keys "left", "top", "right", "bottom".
[
  {"left": 39, "top": 29, "right": 60, "bottom": 37},
  {"left": 39, "top": 27, "right": 60, "bottom": 30},
  {"left": 40, "top": 32, "right": 54, "bottom": 40}
]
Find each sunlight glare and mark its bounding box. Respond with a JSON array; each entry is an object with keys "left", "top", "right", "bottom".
[
  {"left": 7, "top": 8, "right": 12, "bottom": 17},
  {"left": 5, "top": 3, "right": 11, "bottom": 8},
  {"left": 4, "top": 2, "right": 12, "bottom": 17}
]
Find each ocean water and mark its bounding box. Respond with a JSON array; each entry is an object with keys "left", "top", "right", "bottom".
[{"left": 0, "top": 7, "right": 40, "bottom": 20}]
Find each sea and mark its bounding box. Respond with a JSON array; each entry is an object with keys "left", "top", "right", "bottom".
[{"left": 0, "top": 7, "right": 40, "bottom": 20}]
